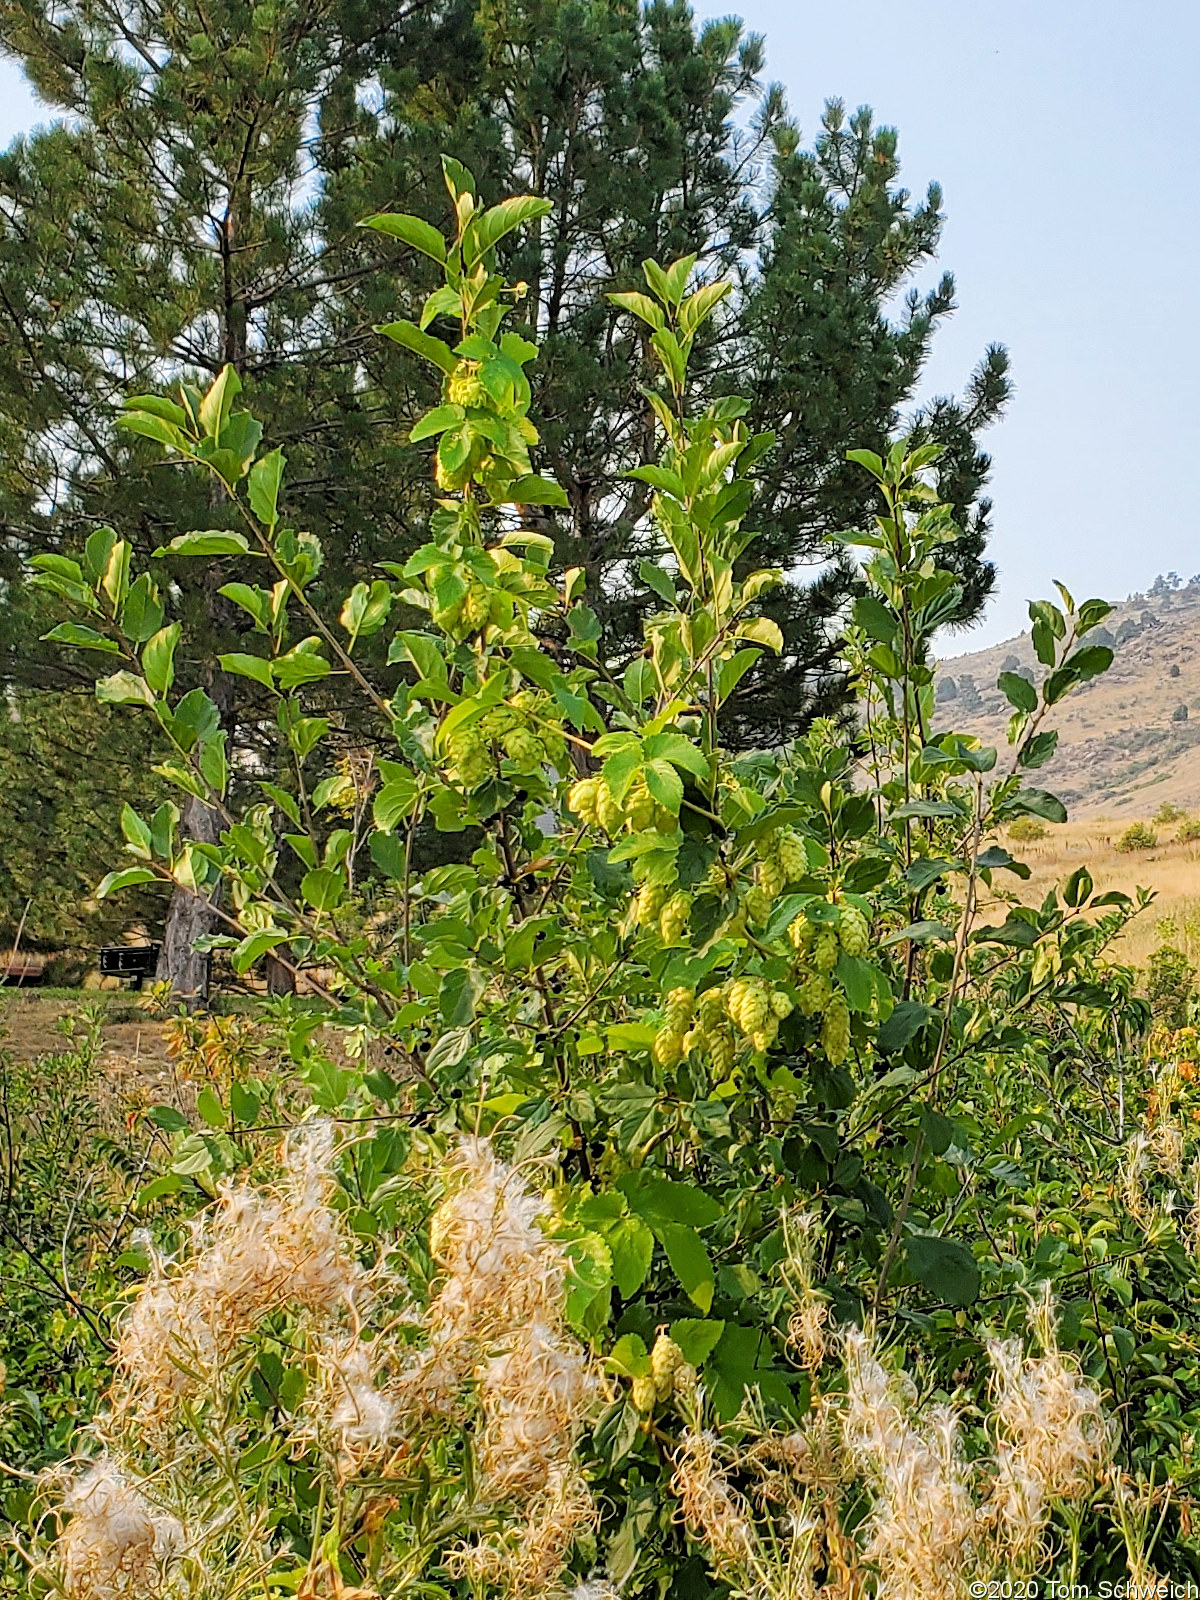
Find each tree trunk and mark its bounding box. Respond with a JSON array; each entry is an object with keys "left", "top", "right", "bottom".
[
  {"left": 156, "top": 790, "right": 220, "bottom": 1006},
  {"left": 264, "top": 952, "right": 295, "bottom": 995}
]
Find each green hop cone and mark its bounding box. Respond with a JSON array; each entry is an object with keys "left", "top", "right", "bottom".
[
  {"left": 821, "top": 995, "right": 851, "bottom": 1064},
  {"left": 778, "top": 829, "right": 808, "bottom": 882},
  {"left": 839, "top": 905, "right": 870, "bottom": 957},
  {"left": 659, "top": 892, "right": 690, "bottom": 944},
  {"left": 595, "top": 779, "right": 624, "bottom": 834},
  {"left": 651, "top": 1335, "right": 684, "bottom": 1401},
  {"left": 567, "top": 776, "right": 599, "bottom": 825},
  {"left": 797, "top": 972, "right": 832, "bottom": 1018},
  {"left": 789, "top": 913, "right": 814, "bottom": 953},
  {"left": 814, "top": 928, "right": 840, "bottom": 975},
  {"left": 758, "top": 856, "right": 786, "bottom": 901},
  {"left": 665, "top": 987, "right": 695, "bottom": 1032},
  {"left": 635, "top": 879, "right": 670, "bottom": 926},
  {"left": 632, "top": 1373, "right": 658, "bottom": 1412},
  {"left": 652, "top": 1025, "right": 684, "bottom": 1069}
]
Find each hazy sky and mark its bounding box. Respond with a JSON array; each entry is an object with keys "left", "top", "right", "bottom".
[{"left": 2, "top": 3, "right": 1197, "bottom": 650}]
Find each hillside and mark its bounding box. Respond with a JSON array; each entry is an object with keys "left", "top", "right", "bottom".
[{"left": 938, "top": 579, "right": 1200, "bottom": 817}]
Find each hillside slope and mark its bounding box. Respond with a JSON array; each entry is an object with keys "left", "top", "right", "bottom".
[{"left": 937, "top": 581, "right": 1200, "bottom": 817}]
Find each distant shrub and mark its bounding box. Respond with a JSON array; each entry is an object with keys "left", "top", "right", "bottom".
[
  {"left": 1170, "top": 663, "right": 1181, "bottom": 678},
  {"left": 1117, "top": 821, "right": 1158, "bottom": 852},
  {"left": 1178, "top": 816, "right": 1200, "bottom": 843},
  {"left": 1174, "top": 704, "right": 1189, "bottom": 722},
  {"left": 1148, "top": 944, "right": 1196, "bottom": 1029},
  {"left": 1155, "top": 802, "right": 1185, "bottom": 824},
  {"left": 1007, "top": 816, "right": 1047, "bottom": 843},
  {"left": 936, "top": 676, "right": 958, "bottom": 702}
]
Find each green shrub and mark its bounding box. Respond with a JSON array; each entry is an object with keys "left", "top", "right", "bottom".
[
  {"left": 1007, "top": 815, "right": 1047, "bottom": 843},
  {"left": 1148, "top": 945, "right": 1196, "bottom": 1029},
  {"left": 1117, "top": 821, "right": 1158, "bottom": 852},
  {"left": 1155, "top": 801, "right": 1185, "bottom": 825},
  {"left": 1179, "top": 815, "right": 1200, "bottom": 843}
]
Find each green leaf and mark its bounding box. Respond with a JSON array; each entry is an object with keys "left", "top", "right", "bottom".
[
  {"left": 361, "top": 211, "right": 447, "bottom": 262},
  {"left": 621, "top": 1174, "right": 723, "bottom": 1228},
  {"left": 42, "top": 622, "right": 120, "bottom": 654},
  {"left": 376, "top": 320, "right": 456, "bottom": 375},
  {"left": 1043, "top": 645, "right": 1113, "bottom": 705},
  {"left": 231, "top": 929, "right": 289, "bottom": 976},
  {"left": 439, "top": 966, "right": 485, "bottom": 1029},
  {"left": 903, "top": 856, "right": 960, "bottom": 891},
  {"left": 196, "top": 1087, "right": 225, "bottom": 1130},
  {"left": 643, "top": 759, "right": 683, "bottom": 813},
  {"left": 654, "top": 1221, "right": 714, "bottom": 1312},
  {"left": 607, "top": 289, "right": 666, "bottom": 329},
  {"left": 1009, "top": 787, "right": 1068, "bottom": 824},
  {"left": 96, "top": 866, "right": 158, "bottom": 898},
  {"left": 464, "top": 195, "right": 553, "bottom": 262},
  {"left": 120, "top": 803, "right": 153, "bottom": 859},
  {"left": 606, "top": 1216, "right": 655, "bottom": 1299},
  {"left": 1019, "top": 730, "right": 1059, "bottom": 769},
  {"left": 301, "top": 867, "right": 345, "bottom": 913},
  {"left": 670, "top": 1318, "right": 725, "bottom": 1367},
  {"left": 161, "top": 530, "right": 251, "bottom": 558},
  {"left": 997, "top": 670, "right": 1037, "bottom": 713},
  {"left": 198, "top": 364, "right": 241, "bottom": 438},
  {"left": 274, "top": 641, "right": 332, "bottom": 688},
  {"left": 835, "top": 952, "right": 875, "bottom": 1013},
  {"left": 503, "top": 473, "right": 568, "bottom": 507},
  {"left": 230, "top": 1081, "right": 261, "bottom": 1125},
  {"left": 117, "top": 411, "right": 187, "bottom": 450},
  {"left": 247, "top": 448, "right": 285, "bottom": 527},
  {"left": 96, "top": 670, "right": 155, "bottom": 707},
  {"left": 219, "top": 652, "right": 274, "bottom": 689},
  {"left": 121, "top": 574, "right": 165, "bottom": 643},
  {"left": 148, "top": 1105, "right": 188, "bottom": 1133},
  {"left": 141, "top": 623, "right": 181, "bottom": 694},
  {"left": 877, "top": 1002, "right": 940, "bottom": 1054},
  {"left": 904, "top": 1235, "right": 980, "bottom": 1306},
  {"left": 410, "top": 404, "right": 463, "bottom": 443}
]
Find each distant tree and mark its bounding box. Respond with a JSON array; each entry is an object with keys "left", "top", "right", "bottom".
[
  {"left": 1001, "top": 653, "right": 1021, "bottom": 672},
  {"left": 0, "top": 0, "right": 1012, "bottom": 987},
  {"left": 1170, "top": 663, "right": 1181, "bottom": 678},
  {"left": 936, "top": 676, "right": 958, "bottom": 702}
]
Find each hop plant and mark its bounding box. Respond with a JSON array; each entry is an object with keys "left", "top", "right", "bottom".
[{"left": 789, "top": 913, "right": 814, "bottom": 953}]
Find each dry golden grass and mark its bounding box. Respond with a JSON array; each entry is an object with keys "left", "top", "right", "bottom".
[{"left": 992, "top": 817, "right": 1200, "bottom": 968}]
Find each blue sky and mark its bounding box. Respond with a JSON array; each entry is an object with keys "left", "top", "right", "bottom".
[{"left": 2, "top": 3, "right": 1197, "bottom": 650}]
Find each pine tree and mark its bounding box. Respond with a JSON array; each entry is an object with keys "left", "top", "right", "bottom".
[{"left": 0, "top": 0, "right": 1010, "bottom": 988}]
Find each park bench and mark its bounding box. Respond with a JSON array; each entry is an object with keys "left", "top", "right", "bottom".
[{"left": 98, "top": 944, "right": 160, "bottom": 990}]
